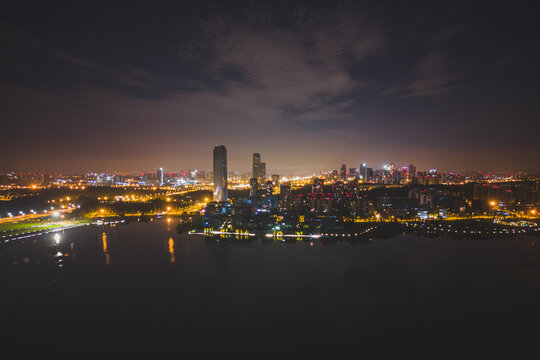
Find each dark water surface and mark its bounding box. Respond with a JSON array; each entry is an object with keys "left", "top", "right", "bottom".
[{"left": 2, "top": 219, "right": 540, "bottom": 353}]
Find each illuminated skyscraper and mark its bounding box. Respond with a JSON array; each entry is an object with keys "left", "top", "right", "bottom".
[
  {"left": 157, "top": 167, "right": 164, "bottom": 185},
  {"left": 260, "top": 162, "right": 266, "bottom": 181},
  {"left": 408, "top": 164, "right": 416, "bottom": 183},
  {"left": 360, "top": 163, "right": 367, "bottom": 180},
  {"left": 408, "top": 164, "right": 416, "bottom": 177},
  {"left": 366, "top": 168, "right": 374, "bottom": 182},
  {"left": 252, "top": 153, "right": 261, "bottom": 177},
  {"left": 213, "top": 145, "right": 228, "bottom": 202},
  {"left": 340, "top": 164, "right": 346, "bottom": 180},
  {"left": 252, "top": 153, "right": 266, "bottom": 183}
]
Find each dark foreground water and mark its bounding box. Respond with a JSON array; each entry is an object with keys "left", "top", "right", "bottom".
[{"left": 2, "top": 219, "right": 540, "bottom": 353}]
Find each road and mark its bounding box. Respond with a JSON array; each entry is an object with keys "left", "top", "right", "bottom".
[{"left": 0, "top": 207, "right": 76, "bottom": 224}]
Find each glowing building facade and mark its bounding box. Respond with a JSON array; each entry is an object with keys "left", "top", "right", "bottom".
[{"left": 213, "top": 145, "right": 228, "bottom": 202}]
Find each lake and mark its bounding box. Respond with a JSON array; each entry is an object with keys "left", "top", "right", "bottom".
[{"left": 2, "top": 218, "right": 539, "bottom": 353}]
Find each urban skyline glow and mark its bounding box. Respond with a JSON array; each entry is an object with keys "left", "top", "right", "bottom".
[{"left": 1, "top": 2, "right": 539, "bottom": 174}]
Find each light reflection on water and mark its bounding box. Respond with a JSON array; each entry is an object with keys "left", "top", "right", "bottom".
[
  {"left": 1, "top": 218, "right": 540, "bottom": 349},
  {"left": 101, "top": 231, "right": 110, "bottom": 265},
  {"left": 168, "top": 236, "right": 175, "bottom": 264}
]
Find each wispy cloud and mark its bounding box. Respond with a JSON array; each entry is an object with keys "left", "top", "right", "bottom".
[
  {"left": 176, "top": 5, "right": 384, "bottom": 127},
  {"left": 382, "top": 50, "right": 459, "bottom": 98},
  {"left": 0, "top": 21, "right": 171, "bottom": 96}
]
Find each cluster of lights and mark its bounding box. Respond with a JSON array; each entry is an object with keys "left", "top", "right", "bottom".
[
  {"left": 404, "top": 222, "right": 535, "bottom": 235},
  {"left": 321, "top": 227, "right": 375, "bottom": 237}
]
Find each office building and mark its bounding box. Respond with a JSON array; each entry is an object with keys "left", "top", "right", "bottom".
[
  {"left": 249, "top": 177, "right": 258, "bottom": 198},
  {"left": 213, "top": 145, "right": 228, "bottom": 202},
  {"left": 252, "top": 153, "right": 266, "bottom": 183},
  {"left": 157, "top": 167, "right": 164, "bottom": 185},
  {"left": 366, "top": 168, "right": 374, "bottom": 182},
  {"left": 252, "top": 153, "right": 261, "bottom": 177},
  {"left": 260, "top": 162, "right": 266, "bottom": 182},
  {"left": 408, "top": 164, "right": 416, "bottom": 177},
  {"left": 340, "top": 164, "right": 346, "bottom": 180},
  {"left": 360, "top": 163, "right": 367, "bottom": 180}
]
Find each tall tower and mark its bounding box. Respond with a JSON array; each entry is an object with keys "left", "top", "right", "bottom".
[
  {"left": 252, "top": 153, "right": 261, "bottom": 178},
  {"left": 260, "top": 162, "right": 266, "bottom": 182},
  {"left": 252, "top": 153, "right": 266, "bottom": 183},
  {"left": 360, "top": 163, "right": 367, "bottom": 180},
  {"left": 213, "top": 145, "right": 228, "bottom": 202},
  {"left": 340, "top": 164, "right": 347, "bottom": 180},
  {"left": 157, "top": 167, "right": 164, "bottom": 185}
]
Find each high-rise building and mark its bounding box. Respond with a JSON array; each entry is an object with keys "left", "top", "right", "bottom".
[
  {"left": 332, "top": 170, "right": 339, "bottom": 181},
  {"left": 157, "top": 167, "right": 164, "bottom": 185},
  {"left": 249, "top": 177, "right": 258, "bottom": 198},
  {"left": 408, "top": 164, "right": 416, "bottom": 183},
  {"left": 252, "top": 153, "right": 266, "bottom": 183},
  {"left": 366, "top": 168, "right": 374, "bottom": 182},
  {"left": 271, "top": 174, "right": 280, "bottom": 195},
  {"left": 260, "top": 162, "right": 266, "bottom": 182},
  {"left": 349, "top": 168, "right": 358, "bottom": 179},
  {"left": 340, "top": 164, "right": 346, "bottom": 180},
  {"left": 360, "top": 163, "right": 367, "bottom": 180},
  {"left": 213, "top": 145, "right": 228, "bottom": 202},
  {"left": 252, "top": 153, "right": 261, "bottom": 177}
]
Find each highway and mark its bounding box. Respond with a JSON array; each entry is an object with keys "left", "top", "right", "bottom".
[{"left": 0, "top": 207, "right": 76, "bottom": 224}]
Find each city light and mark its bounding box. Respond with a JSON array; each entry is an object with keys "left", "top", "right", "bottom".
[{"left": 0, "top": 3, "right": 538, "bottom": 349}]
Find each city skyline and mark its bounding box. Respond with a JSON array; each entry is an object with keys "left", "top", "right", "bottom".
[
  {"left": 3, "top": 1, "right": 540, "bottom": 352},
  {"left": 2, "top": 1, "right": 539, "bottom": 174},
  {"left": 1, "top": 154, "right": 537, "bottom": 177}
]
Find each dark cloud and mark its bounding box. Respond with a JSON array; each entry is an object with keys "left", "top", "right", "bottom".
[{"left": 1, "top": 0, "right": 539, "bottom": 173}]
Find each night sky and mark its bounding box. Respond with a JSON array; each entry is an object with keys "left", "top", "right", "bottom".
[{"left": 2, "top": 1, "right": 539, "bottom": 174}]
